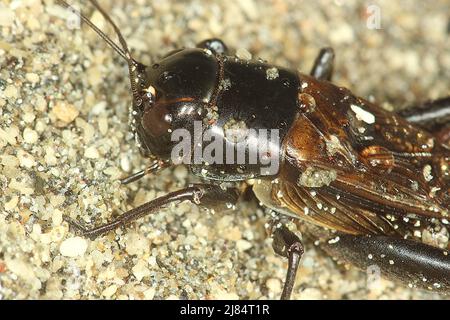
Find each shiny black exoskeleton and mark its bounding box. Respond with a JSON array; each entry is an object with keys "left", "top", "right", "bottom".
[{"left": 134, "top": 45, "right": 300, "bottom": 181}]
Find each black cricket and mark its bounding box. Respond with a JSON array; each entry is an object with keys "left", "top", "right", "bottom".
[{"left": 57, "top": 0, "right": 450, "bottom": 299}]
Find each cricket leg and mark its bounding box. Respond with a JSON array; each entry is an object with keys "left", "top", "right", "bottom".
[
  {"left": 298, "top": 223, "right": 450, "bottom": 293},
  {"left": 398, "top": 96, "right": 450, "bottom": 133},
  {"left": 119, "top": 160, "right": 169, "bottom": 185},
  {"left": 65, "top": 184, "right": 239, "bottom": 240},
  {"left": 321, "top": 232, "right": 450, "bottom": 293},
  {"left": 268, "top": 219, "right": 304, "bottom": 300},
  {"left": 310, "top": 47, "right": 335, "bottom": 81}
]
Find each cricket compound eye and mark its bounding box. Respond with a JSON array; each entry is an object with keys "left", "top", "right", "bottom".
[{"left": 142, "top": 101, "right": 173, "bottom": 138}]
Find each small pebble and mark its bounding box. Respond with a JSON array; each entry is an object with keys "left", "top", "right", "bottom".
[
  {"left": 52, "top": 209, "right": 63, "bottom": 226},
  {"left": 102, "top": 285, "right": 118, "bottom": 298},
  {"left": 143, "top": 288, "right": 156, "bottom": 300},
  {"left": 23, "top": 128, "right": 39, "bottom": 144},
  {"left": 132, "top": 260, "right": 150, "bottom": 282},
  {"left": 119, "top": 155, "right": 131, "bottom": 172},
  {"left": 211, "top": 288, "right": 239, "bottom": 300},
  {"left": 4, "top": 85, "right": 19, "bottom": 100},
  {"left": 84, "top": 146, "right": 99, "bottom": 159},
  {"left": 17, "top": 150, "right": 36, "bottom": 168},
  {"left": 0, "top": 8, "right": 15, "bottom": 27},
  {"left": 0, "top": 127, "right": 18, "bottom": 145},
  {"left": 125, "top": 233, "right": 149, "bottom": 256},
  {"left": 193, "top": 223, "right": 208, "bottom": 238},
  {"left": 23, "top": 112, "right": 36, "bottom": 123},
  {"left": 329, "top": 23, "right": 355, "bottom": 44},
  {"left": 98, "top": 117, "right": 108, "bottom": 135},
  {"left": 5, "top": 196, "right": 19, "bottom": 211},
  {"left": 60, "top": 237, "right": 88, "bottom": 257},
  {"left": 266, "top": 278, "right": 281, "bottom": 294},
  {"left": 1, "top": 155, "right": 19, "bottom": 167},
  {"left": 173, "top": 165, "right": 188, "bottom": 180},
  {"left": 25, "top": 73, "right": 40, "bottom": 84},
  {"left": 236, "top": 239, "right": 252, "bottom": 252},
  {"left": 35, "top": 95, "right": 47, "bottom": 111},
  {"left": 53, "top": 102, "right": 79, "bottom": 124}
]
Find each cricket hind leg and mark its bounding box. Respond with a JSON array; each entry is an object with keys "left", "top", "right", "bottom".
[
  {"left": 316, "top": 230, "right": 450, "bottom": 293},
  {"left": 398, "top": 96, "right": 450, "bottom": 135},
  {"left": 65, "top": 184, "right": 239, "bottom": 240},
  {"left": 119, "top": 160, "right": 169, "bottom": 185},
  {"left": 267, "top": 217, "right": 304, "bottom": 300},
  {"left": 310, "top": 47, "right": 335, "bottom": 81}
]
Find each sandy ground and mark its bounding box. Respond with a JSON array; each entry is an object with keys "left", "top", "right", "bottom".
[{"left": 0, "top": 0, "right": 449, "bottom": 299}]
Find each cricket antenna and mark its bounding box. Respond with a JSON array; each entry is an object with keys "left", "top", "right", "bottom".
[{"left": 57, "top": 0, "right": 145, "bottom": 100}]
